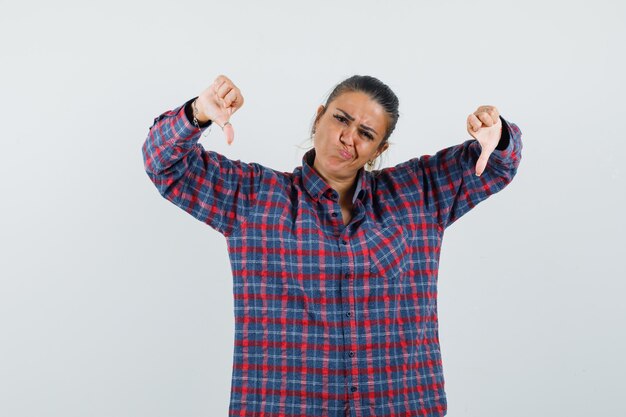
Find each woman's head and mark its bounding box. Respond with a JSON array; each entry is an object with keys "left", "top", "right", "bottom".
[{"left": 310, "top": 75, "right": 400, "bottom": 179}]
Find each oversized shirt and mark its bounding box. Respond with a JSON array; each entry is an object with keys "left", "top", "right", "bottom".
[{"left": 142, "top": 97, "right": 523, "bottom": 417}]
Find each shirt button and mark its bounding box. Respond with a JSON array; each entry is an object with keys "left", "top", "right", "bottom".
[
  {"left": 350, "top": 386, "right": 358, "bottom": 392},
  {"left": 348, "top": 351, "right": 355, "bottom": 357},
  {"left": 331, "top": 212, "right": 338, "bottom": 217},
  {"left": 341, "top": 240, "right": 347, "bottom": 245},
  {"left": 346, "top": 311, "right": 352, "bottom": 317}
]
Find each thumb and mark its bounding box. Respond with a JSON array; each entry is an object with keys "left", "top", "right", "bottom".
[
  {"left": 475, "top": 147, "right": 490, "bottom": 176},
  {"left": 223, "top": 121, "right": 234, "bottom": 145},
  {"left": 217, "top": 108, "right": 235, "bottom": 145}
]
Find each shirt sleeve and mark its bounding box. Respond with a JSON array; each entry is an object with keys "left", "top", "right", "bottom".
[
  {"left": 406, "top": 115, "right": 523, "bottom": 230},
  {"left": 183, "top": 96, "right": 213, "bottom": 128},
  {"left": 141, "top": 97, "right": 264, "bottom": 237}
]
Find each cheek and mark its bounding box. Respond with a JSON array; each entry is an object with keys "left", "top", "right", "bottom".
[
  {"left": 358, "top": 141, "right": 376, "bottom": 153},
  {"left": 320, "top": 128, "right": 340, "bottom": 146}
]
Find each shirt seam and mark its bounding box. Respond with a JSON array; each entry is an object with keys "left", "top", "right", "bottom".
[
  {"left": 404, "top": 158, "right": 445, "bottom": 232},
  {"left": 225, "top": 164, "right": 272, "bottom": 238}
]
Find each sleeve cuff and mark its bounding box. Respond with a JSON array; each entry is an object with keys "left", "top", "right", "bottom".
[
  {"left": 184, "top": 96, "right": 213, "bottom": 129},
  {"left": 157, "top": 99, "right": 207, "bottom": 149},
  {"left": 489, "top": 116, "right": 522, "bottom": 165},
  {"left": 495, "top": 115, "right": 510, "bottom": 151}
]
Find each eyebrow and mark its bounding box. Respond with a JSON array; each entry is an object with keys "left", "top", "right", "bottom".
[{"left": 335, "top": 108, "right": 379, "bottom": 136}]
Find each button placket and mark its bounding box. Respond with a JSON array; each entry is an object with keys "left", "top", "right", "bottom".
[{"left": 339, "top": 223, "right": 359, "bottom": 404}]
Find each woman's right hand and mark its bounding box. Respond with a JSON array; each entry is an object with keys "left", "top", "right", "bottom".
[{"left": 195, "top": 75, "right": 244, "bottom": 145}]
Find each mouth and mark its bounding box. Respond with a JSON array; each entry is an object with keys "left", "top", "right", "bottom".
[{"left": 338, "top": 148, "right": 353, "bottom": 160}]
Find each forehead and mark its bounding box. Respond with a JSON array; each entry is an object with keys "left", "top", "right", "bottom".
[{"left": 330, "top": 91, "right": 387, "bottom": 132}]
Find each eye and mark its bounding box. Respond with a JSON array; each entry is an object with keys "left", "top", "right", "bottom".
[
  {"left": 334, "top": 114, "right": 348, "bottom": 124},
  {"left": 334, "top": 114, "right": 375, "bottom": 140}
]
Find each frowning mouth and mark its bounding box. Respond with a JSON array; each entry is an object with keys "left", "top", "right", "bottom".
[{"left": 338, "top": 149, "right": 353, "bottom": 160}]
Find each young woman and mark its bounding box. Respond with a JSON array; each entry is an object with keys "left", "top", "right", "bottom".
[{"left": 142, "top": 74, "right": 523, "bottom": 417}]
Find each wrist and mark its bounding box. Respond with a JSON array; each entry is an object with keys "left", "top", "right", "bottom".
[{"left": 192, "top": 98, "right": 210, "bottom": 124}]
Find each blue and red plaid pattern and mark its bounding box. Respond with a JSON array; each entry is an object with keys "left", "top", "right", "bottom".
[{"left": 142, "top": 99, "right": 523, "bottom": 417}]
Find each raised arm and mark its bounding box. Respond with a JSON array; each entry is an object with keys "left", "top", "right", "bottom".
[
  {"left": 141, "top": 75, "right": 264, "bottom": 237},
  {"left": 409, "top": 106, "right": 523, "bottom": 230}
]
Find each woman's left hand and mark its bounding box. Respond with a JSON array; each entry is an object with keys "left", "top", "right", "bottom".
[{"left": 467, "top": 105, "right": 503, "bottom": 176}]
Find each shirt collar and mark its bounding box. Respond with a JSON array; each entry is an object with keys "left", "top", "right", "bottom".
[{"left": 300, "top": 148, "right": 369, "bottom": 204}]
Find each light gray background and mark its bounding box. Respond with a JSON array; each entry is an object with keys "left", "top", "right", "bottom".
[{"left": 1, "top": 1, "right": 624, "bottom": 416}]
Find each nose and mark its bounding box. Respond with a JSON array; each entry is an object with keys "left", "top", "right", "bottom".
[{"left": 340, "top": 128, "right": 358, "bottom": 147}]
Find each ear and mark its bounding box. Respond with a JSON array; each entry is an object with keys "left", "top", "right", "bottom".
[
  {"left": 375, "top": 141, "right": 389, "bottom": 158},
  {"left": 315, "top": 104, "right": 325, "bottom": 122}
]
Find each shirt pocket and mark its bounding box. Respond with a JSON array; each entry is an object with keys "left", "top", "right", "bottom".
[{"left": 366, "top": 223, "right": 410, "bottom": 280}]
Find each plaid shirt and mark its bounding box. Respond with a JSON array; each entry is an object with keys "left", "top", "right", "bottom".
[{"left": 142, "top": 98, "right": 523, "bottom": 417}]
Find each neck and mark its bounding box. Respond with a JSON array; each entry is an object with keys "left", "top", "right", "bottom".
[{"left": 312, "top": 161, "right": 358, "bottom": 206}]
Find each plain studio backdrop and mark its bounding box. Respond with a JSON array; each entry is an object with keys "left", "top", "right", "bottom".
[{"left": 1, "top": 1, "right": 624, "bottom": 416}]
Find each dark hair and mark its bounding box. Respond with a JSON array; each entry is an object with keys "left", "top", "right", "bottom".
[{"left": 310, "top": 75, "right": 400, "bottom": 170}]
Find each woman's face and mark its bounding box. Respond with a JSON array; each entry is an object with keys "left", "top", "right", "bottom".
[{"left": 312, "top": 91, "right": 389, "bottom": 181}]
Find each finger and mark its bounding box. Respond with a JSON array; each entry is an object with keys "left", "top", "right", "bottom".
[
  {"left": 217, "top": 82, "right": 234, "bottom": 100},
  {"left": 478, "top": 106, "right": 500, "bottom": 124},
  {"left": 476, "top": 111, "right": 494, "bottom": 127},
  {"left": 223, "top": 89, "right": 239, "bottom": 107},
  {"left": 475, "top": 148, "right": 491, "bottom": 176},
  {"left": 214, "top": 74, "right": 231, "bottom": 87},
  {"left": 219, "top": 88, "right": 234, "bottom": 109},
  {"left": 212, "top": 78, "right": 226, "bottom": 95},
  {"left": 231, "top": 91, "right": 244, "bottom": 110},
  {"left": 468, "top": 113, "right": 482, "bottom": 132},
  {"left": 223, "top": 123, "right": 235, "bottom": 145},
  {"left": 486, "top": 107, "right": 499, "bottom": 124},
  {"left": 216, "top": 74, "right": 231, "bottom": 85}
]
